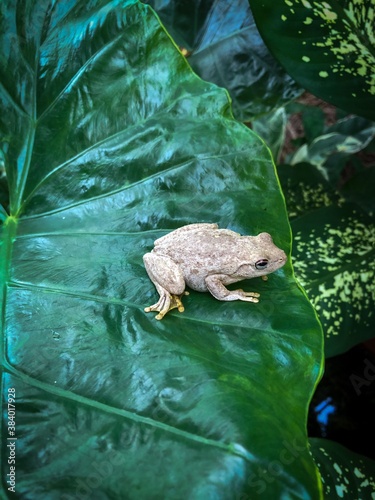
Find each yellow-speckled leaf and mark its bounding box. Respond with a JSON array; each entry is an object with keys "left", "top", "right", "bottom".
[
  {"left": 277, "top": 163, "right": 344, "bottom": 219},
  {"left": 310, "top": 438, "right": 375, "bottom": 499},
  {"left": 278, "top": 164, "right": 374, "bottom": 357},
  {"left": 251, "top": 0, "right": 375, "bottom": 120},
  {"left": 293, "top": 204, "right": 375, "bottom": 357}
]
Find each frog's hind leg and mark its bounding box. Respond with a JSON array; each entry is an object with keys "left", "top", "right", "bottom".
[{"left": 143, "top": 253, "right": 187, "bottom": 320}]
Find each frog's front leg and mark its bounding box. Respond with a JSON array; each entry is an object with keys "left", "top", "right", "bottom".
[
  {"left": 205, "top": 275, "right": 260, "bottom": 303},
  {"left": 143, "top": 253, "right": 187, "bottom": 320}
]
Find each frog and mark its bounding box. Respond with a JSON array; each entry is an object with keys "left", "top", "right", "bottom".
[{"left": 143, "top": 223, "right": 287, "bottom": 320}]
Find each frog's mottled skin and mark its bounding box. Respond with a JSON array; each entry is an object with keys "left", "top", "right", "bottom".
[{"left": 143, "top": 223, "right": 287, "bottom": 320}]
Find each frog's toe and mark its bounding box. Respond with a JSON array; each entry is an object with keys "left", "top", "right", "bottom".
[
  {"left": 145, "top": 291, "right": 188, "bottom": 320},
  {"left": 241, "top": 290, "right": 260, "bottom": 302},
  {"left": 243, "top": 291, "right": 260, "bottom": 298},
  {"left": 171, "top": 291, "right": 189, "bottom": 313},
  {"left": 145, "top": 282, "right": 172, "bottom": 314},
  {"left": 145, "top": 291, "right": 170, "bottom": 315},
  {"left": 155, "top": 310, "right": 168, "bottom": 320},
  {"left": 230, "top": 289, "right": 260, "bottom": 302},
  {"left": 242, "top": 295, "right": 260, "bottom": 303}
]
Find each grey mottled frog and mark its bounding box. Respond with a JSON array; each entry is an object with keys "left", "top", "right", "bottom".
[{"left": 143, "top": 223, "right": 287, "bottom": 320}]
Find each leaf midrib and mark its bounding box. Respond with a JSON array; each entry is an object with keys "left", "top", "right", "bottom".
[
  {"left": 7, "top": 280, "right": 291, "bottom": 335},
  {"left": 2, "top": 349, "right": 257, "bottom": 463}
]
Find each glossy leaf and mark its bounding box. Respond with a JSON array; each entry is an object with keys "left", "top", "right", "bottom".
[
  {"left": 278, "top": 164, "right": 375, "bottom": 357},
  {"left": 146, "top": 0, "right": 302, "bottom": 120},
  {"left": 251, "top": 0, "right": 375, "bottom": 121},
  {"left": 0, "top": 1, "right": 324, "bottom": 498},
  {"left": 309, "top": 438, "right": 375, "bottom": 499}
]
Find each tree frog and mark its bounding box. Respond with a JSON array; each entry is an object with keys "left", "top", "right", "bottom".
[{"left": 143, "top": 223, "right": 287, "bottom": 320}]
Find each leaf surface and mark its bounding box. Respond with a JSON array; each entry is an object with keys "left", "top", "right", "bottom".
[
  {"left": 251, "top": 0, "right": 375, "bottom": 121},
  {"left": 0, "top": 1, "right": 323, "bottom": 497},
  {"left": 290, "top": 116, "right": 375, "bottom": 183},
  {"left": 278, "top": 163, "right": 375, "bottom": 357},
  {"left": 310, "top": 438, "right": 375, "bottom": 499},
  {"left": 146, "top": 0, "right": 302, "bottom": 120}
]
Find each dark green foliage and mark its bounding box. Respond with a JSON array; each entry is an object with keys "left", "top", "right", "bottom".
[
  {"left": 146, "top": 0, "right": 302, "bottom": 120},
  {"left": 278, "top": 112, "right": 375, "bottom": 358}
]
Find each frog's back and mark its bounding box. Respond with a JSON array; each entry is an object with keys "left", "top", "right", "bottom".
[
  {"left": 154, "top": 224, "right": 240, "bottom": 259},
  {"left": 154, "top": 223, "right": 218, "bottom": 247},
  {"left": 156, "top": 225, "right": 243, "bottom": 279}
]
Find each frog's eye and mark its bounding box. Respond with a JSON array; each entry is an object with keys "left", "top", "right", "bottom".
[{"left": 255, "top": 259, "right": 268, "bottom": 270}]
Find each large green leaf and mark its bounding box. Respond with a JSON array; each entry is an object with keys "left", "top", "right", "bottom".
[
  {"left": 278, "top": 163, "right": 375, "bottom": 357},
  {"left": 250, "top": 0, "right": 375, "bottom": 121},
  {"left": 146, "top": 0, "right": 302, "bottom": 121},
  {"left": 0, "top": 1, "right": 323, "bottom": 497}
]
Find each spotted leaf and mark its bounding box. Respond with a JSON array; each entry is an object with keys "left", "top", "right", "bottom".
[
  {"left": 293, "top": 204, "right": 375, "bottom": 357},
  {"left": 277, "top": 163, "right": 343, "bottom": 220},
  {"left": 278, "top": 164, "right": 375, "bottom": 357},
  {"left": 310, "top": 438, "right": 375, "bottom": 499},
  {"left": 251, "top": 0, "right": 375, "bottom": 121}
]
